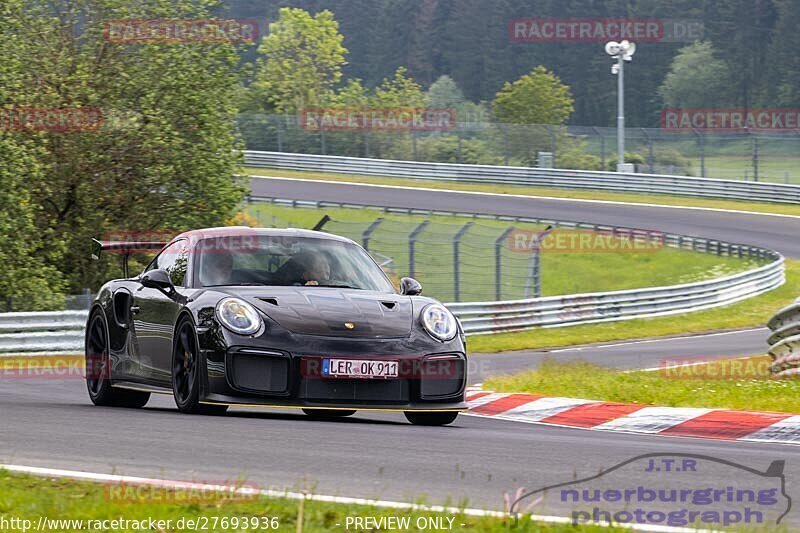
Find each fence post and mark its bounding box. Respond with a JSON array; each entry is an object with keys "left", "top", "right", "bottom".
[
  {"left": 524, "top": 226, "right": 553, "bottom": 298},
  {"left": 362, "top": 218, "right": 384, "bottom": 251},
  {"left": 452, "top": 222, "right": 473, "bottom": 302},
  {"left": 456, "top": 122, "right": 463, "bottom": 164},
  {"left": 412, "top": 130, "right": 418, "bottom": 161},
  {"left": 408, "top": 220, "right": 429, "bottom": 279},
  {"left": 320, "top": 129, "right": 326, "bottom": 155},
  {"left": 502, "top": 125, "right": 510, "bottom": 166},
  {"left": 752, "top": 132, "right": 759, "bottom": 182},
  {"left": 594, "top": 126, "right": 605, "bottom": 169},
  {"left": 693, "top": 129, "right": 705, "bottom": 177},
  {"left": 495, "top": 227, "right": 514, "bottom": 300},
  {"left": 364, "top": 131, "right": 371, "bottom": 158},
  {"left": 274, "top": 115, "right": 284, "bottom": 152},
  {"left": 547, "top": 125, "right": 556, "bottom": 167},
  {"left": 642, "top": 128, "right": 654, "bottom": 173}
]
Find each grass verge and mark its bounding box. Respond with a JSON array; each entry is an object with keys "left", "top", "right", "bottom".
[
  {"left": 484, "top": 355, "right": 800, "bottom": 414},
  {"left": 0, "top": 470, "right": 621, "bottom": 532},
  {"left": 467, "top": 259, "right": 799, "bottom": 354},
  {"left": 245, "top": 167, "right": 800, "bottom": 217}
]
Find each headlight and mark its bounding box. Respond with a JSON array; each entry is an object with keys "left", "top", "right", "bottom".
[
  {"left": 420, "top": 304, "right": 458, "bottom": 341},
  {"left": 216, "top": 297, "right": 263, "bottom": 335}
]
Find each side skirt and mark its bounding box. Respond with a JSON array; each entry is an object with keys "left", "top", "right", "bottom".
[{"left": 112, "top": 381, "right": 173, "bottom": 396}]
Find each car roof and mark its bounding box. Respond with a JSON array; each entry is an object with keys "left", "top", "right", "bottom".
[{"left": 172, "top": 226, "right": 357, "bottom": 246}]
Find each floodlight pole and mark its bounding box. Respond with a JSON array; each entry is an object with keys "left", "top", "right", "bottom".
[
  {"left": 616, "top": 54, "right": 625, "bottom": 170},
  {"left": 607, "top": 40, "right": 634, "bottom": 172}
]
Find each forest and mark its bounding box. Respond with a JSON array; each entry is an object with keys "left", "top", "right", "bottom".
[{"left": 221, "top": 0, "right": 799, "bottom": 127}]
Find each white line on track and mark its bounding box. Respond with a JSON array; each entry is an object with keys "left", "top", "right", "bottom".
[
  {"left": 0, "top": 463, "right": 714, "bottom": 532},
  {"left": 547, "top": 327, "right": 768, "bottom": 353},
  {"left": 249, "top": 175, "right": 800, "bottom": 220}
]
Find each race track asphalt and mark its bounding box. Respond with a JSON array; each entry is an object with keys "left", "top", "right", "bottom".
[
  {"left": 3, "top": 176, "right": 798, "bottom": 527},
  {"left": 2, "top": 377, "right": 799, "bottom": 524},
  {"left": 248, "top": 176, "right": 800, "bottom": 258},
  {"left": 468, "top": 328, "right": 769, "bottom": 383}
]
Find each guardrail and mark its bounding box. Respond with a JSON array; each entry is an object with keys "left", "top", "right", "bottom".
[
  {"left": 0, "top": 311, "right": 87, "bottom": 354},
  {"left": 455, "top": 261, "right": 783, "bottom": 334},
  {"left": 244, "top": 150, "right": 800, "bottom": 204},
  {"left": 767, "top": 300, "right": 800, "bottom": 377}
]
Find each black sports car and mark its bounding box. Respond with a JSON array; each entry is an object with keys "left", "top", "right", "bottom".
[{"left": 86, "top": 227, "right": 467, "bottom": 425}]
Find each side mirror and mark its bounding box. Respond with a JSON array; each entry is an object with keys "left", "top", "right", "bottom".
[
  {"left": 400, "top": 277, "right": 422, "bottom": 296},
  {"left": 141, "top": 268, "right": 175, "bottom": 291}
]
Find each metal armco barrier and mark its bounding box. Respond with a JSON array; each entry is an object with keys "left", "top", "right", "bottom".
[
  {"left": 0, "top": 311, "right": 87, "bottom": 354},
  {"left": 453, "top": 261, "right": 783, "bottom": 334},
  {"left": 244, "top": 151, "right": 800, "bottom": 204},
  {"left": 767, "top": 300, "right": 800, "bottom": 377}
]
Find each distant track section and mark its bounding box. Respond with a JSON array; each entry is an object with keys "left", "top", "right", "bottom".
[{"left": 244, "top": 150, "right": 800, "bottom": 204}]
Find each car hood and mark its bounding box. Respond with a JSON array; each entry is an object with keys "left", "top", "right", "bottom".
[{"left": 216, "top": 287, "right": 413, "bottom": 338}]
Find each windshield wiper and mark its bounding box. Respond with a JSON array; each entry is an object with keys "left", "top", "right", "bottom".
[{"left": 314, "top": 284, "right": 363, "bottom": 289}]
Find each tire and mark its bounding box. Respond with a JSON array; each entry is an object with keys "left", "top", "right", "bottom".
[
  {"left": 85, "top": 310, "right": 150, "bottom": 408},
  {"left": 172, "top": 317, "right": 228, "bottom": 416},
  {"left": 302, "top": 409, "right": 357, "bottom": 418},
  {"left": 404, "top": 411, "right": 459, "bottom": 426}
]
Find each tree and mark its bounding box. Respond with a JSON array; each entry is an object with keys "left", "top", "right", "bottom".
[
  {"left": 658, "top": 42, "right": 735, "bottom": 108},
  {"left": 427, "top": 74, "right": 487, "bottom": 122},
  {"left": 427, "top": 75, "right": 465, "bottom": 108},
  {"left": 492, "top": 66, "right": 574, "bottom": 125},
  {"left": 1, "top": 0, "right": 246, "bottom": 293},
  {"left": 371, "top": 67, "right": 427, "bottom": 108},
  {"left": 0, "top": 136, "right": 66, "bottom": 311},
  {"left": 252, "top": 7, "right": 347, "bottom": 113},
  {"left": 703, "top": 0, "right": 778, "bottom": 110},
  {"left": 765, "top": 0, "right": 800, "bottom": 106}
]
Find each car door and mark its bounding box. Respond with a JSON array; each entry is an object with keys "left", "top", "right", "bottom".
[{"left": 132, "top": 239, "right": 189, "bottom": 385}]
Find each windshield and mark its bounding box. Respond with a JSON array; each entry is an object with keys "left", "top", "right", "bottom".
[{"left": 196, "top": 235, "right": 395, "bottom": 292}]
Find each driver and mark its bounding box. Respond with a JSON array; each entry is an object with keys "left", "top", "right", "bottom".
[
  {"left": 200, "top": 252, "right": 233, "bottom": 286},
  {"left": 296, "top": 251, "right": 331, "bottom": 286}
]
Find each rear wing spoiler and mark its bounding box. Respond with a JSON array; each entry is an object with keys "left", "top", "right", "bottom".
[{"left": 91, "top": 238, "right": 168, "bottom": 278}]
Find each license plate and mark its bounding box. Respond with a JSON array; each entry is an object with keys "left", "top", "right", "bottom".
[{"left": 323, "top": 359, "right": 399, "bottom": 379}]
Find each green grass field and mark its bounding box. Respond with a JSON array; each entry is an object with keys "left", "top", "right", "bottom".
[
  {"left": 484, "top": 355, "right": 800, "bottom": 413},
  {"left": 0, "top": 470, "right": 625, "bottom": 533},
  {"left": 246, "top": 203, "right": 760, "bottom": 304},
  {"left": 703, "top": 155, "right": 800, "bottom": 183}
]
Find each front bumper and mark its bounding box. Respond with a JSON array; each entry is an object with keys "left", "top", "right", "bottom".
[{"left": 203, "top": 346, "right": 467, "bottom": 410}]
